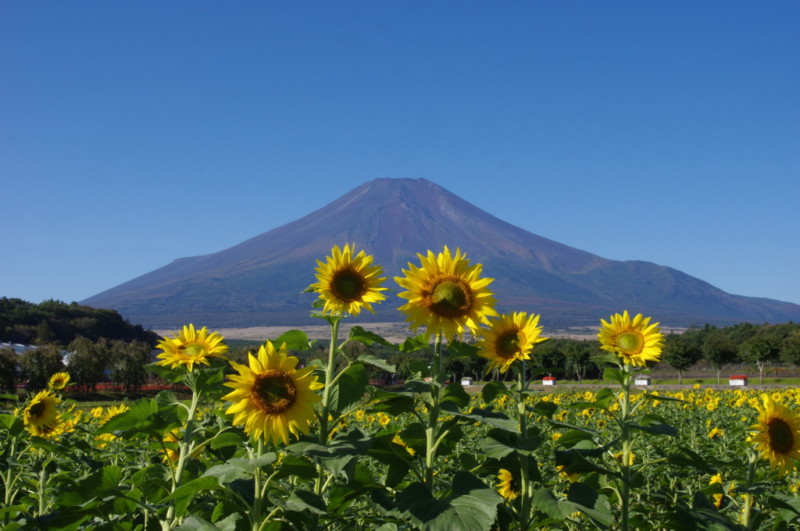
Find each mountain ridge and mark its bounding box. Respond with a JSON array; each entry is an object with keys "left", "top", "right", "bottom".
[{"left": 82, "top": 178, "right": 800, "bottom": 329}]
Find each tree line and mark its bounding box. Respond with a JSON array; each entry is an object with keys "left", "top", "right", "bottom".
[
  {"left": 0, "top": 297, "right": 159, "bottom": 347},
  {"left": 0, "top": 337, "right": 153, "bottom": 394},
  {"left": 661, "top": 322, "right": 800, "bottom": 383},
  {"left": 3, "top": 305, "right": 799, "bottom": 395},
  {"left": 0, "top": 298, "right": 161, "bottom": 394}
]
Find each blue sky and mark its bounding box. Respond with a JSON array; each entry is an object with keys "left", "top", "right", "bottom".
[{"left": 2, "top": 1, "right": 799, "bottom": 310}]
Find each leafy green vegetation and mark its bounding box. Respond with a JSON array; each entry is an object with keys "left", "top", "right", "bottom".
[{"left": 0, "top": 297, "right": 158, "bottom": 347}]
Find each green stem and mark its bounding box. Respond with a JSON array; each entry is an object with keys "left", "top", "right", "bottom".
[
  {"left": 252, "top": 439, "right": 264, "bottom": 531},
  {"left": 162, "top": 385, "right": 201, "bottom": 530},
  {"left": 424, "top": 332, "right": 444, "bottom": 490},
  {"left": 2, "top": 442, "right": 21, "bottom": 525},
  {"left": 517, "top": 361, "right": 532, "bottom": 529},
  {"left": 315, "top": 316, "right": 341, "bottom": 496},
  {"left": 740, "top": 453, "right": 758, "bottom": 529},
  {"left": 620, "top": 364, "right": 632, "bottom": 531},
  {"left": 37, "top": 464, "right": 48, "bottom": 516}
]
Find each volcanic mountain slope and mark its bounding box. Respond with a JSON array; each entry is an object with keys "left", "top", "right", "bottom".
[{"left": 82, "top": 178, "right": 800, "bottom": 328}]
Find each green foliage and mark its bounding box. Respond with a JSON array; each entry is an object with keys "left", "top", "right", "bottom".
[
  {"left": 661, "top": 333, "right": 703, "bottom": 383},
  {"left": 67, "top": 337, "right": 110, "bottom": 392},
  {"left": 109, "top": 340, "right": 152, "bottom": 391},
  {"left": 19, "top": 344, "right": 64, "bottom": 390},
  {"left": 0, "top": 347, "right": 18, "bottom": 393},
  {"left": 0, "top": 297, "right": 158, "bottom": 347}
]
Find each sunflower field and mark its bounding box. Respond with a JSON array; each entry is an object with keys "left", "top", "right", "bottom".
[{"left": 3, "top": 244, "right": 800, "bottom": 530}]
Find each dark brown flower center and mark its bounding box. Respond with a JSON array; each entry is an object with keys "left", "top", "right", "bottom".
[
  {"left": 768, "top": 417, "right": 795, "bottom": 454},
  {"left": 616, "top": 331, "right": 643, "bottom": 354},
  {"left": 331, "top": 269, "right": 366, "bottom": 302},
  {"left": 29, "top": 401, "right": 46, "bottom": 419},
  {"left": 428, "top": 277, "right": 471, "bottom": 318},
  {"left": 252, "top": 370, "right": 297, "bottom": 414},
  {"left": 506, "top": 473, "right": 519, "bottom": 495},
  {"left": 497, "top": 331, "right": 521, "bottom": 357}
]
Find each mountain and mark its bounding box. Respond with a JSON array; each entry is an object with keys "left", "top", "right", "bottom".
[{"left": 82, "top": 178, "right": 800, "bottom": 329}]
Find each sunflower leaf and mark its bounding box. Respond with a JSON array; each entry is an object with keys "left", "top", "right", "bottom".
[
  {"left": 534, "top": 488, "right": 574, "bottom": 520},
  {"left": 447, "top": 340, "right": 478, "bottom": 359},
  {"left": 209, "top": 429, "right": 248, "bottom": 449},
  {"left": 349, "top": 326, "right": 394, "bottom": 348},
  {"left": 328, "top": 363, "right": 368, "bottom": 415},
  {"left": 455, "top": 408, "right": 518, "bottom": 431},
  {"left": 530, "top": 400, "right": 558, "bottom": 418},
  {"left": 480, "top": 427, "right": 540, "bottom": 458},
  {"left": 396, "top": 472, "right": 501, "bottom": 531},
  {"left": 285, "top": 488, "right": 327, "bottom": 515},
  {"left": 481, "top": 381, "right": 509, "bottom": 403},
  {"left": 628, "top": 414, "right": 678, "bottom": 437},
  {"left": 357, "top": 354, "right": 396, "bottom": 373},
  {"left": 146, "top": 362, "right": 187, "bottom": 383},
  {"left": 274, "top": 330, "right": 311, "bottom": 351},
  {"left": 441, "top": 382, "right": 470, "bottom": 411},
  {"left": 367, "top": 434, "right": 413, "bottom": 488},
  {"left": 567, "top": 482, "right": 614, "bottom": 528},
  {"left": 0, "top": 413, "right": 23, "bottom": 435},
  {"left": 368, "top": 389, "right": 416, "bottom": 415},
  {"left": 592, "top": 352, "right": 621, "bottom": 366},
  {"left": 399, "top": 333, "right": 431, "bottom": 353},
  {"left": 641, "top": 392, "right": 689, "bottom": 404},
  {"left": 603, "top": 367, "right": 625, "bottom": 385}
]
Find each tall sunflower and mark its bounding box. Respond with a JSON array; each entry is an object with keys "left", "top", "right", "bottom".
[
  {"left": 750, "top": 394, "right": 800, "bottom": 475},
  {"left": 156, "top": 324, "right": 228, "bottom": 371},
  {"left": 23, "top": 390, "right": 60, "bottom": 431},
  {"left": 497, "top": 468, "right": 519, "bottom": 501},
  {"left": 597, "top": 311, "right": 664, "bottom": 367},
  {"left": 222, "top": 341, "right": 323, "bottom": 446},
  {"left": 27, "top": 413, "right": 76, "bottom": 439},
  {"left": 478, "top": 312, "right": 547, "bottom": 374},
  {"left": 48, "top": 371, "right": 71, "bottom": 391},
  {"left": 395, "top": 246, "right": 497, "bottom": 339},
  {"left": 310, "top": 244, "right": 387, "bottom": 315}
]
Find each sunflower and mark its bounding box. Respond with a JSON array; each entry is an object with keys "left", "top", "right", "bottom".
[
  {"left": 497, "top": 468, "right": 519, "bottom": 501},
  {"left": 47, "top": 371, "right": 71, "bottom": 391},
  {"left": 95, "top": 404, "right": 131, "bottom": 447},
  {"left": 477, "top": 312, "right": 547, "bottom": 374},
  {"left": 101, "top": 403, "right": 130, "bottom": 424},
  {"left": 27, "top": 414, "right": 76, "bottom": 439},
  {"left": 749, "top": 394, "right": 800, "bottom": 475},
  {"left": 156, "top": 324, "right": 228, "bottom": 371},
  {"left": 395, "top": 246, "right": 497, "bottom": 339},
  {"left": 222, "top": 341, "right": 323, "bottom": 446},
  {"left": 597, "top": 311, "right": 664, "bottom": 367},
  {"left": 22, "top": 390, "right": 60, "bottom": 431},
  {"left": 310, "top": 244, "right": 387, "bottom": 315}
]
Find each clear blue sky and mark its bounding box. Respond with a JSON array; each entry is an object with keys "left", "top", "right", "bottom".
[{"left": 2, "top": 2, "right": 798, "bottom": 309}]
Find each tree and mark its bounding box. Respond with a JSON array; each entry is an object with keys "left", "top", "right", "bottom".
[
  {"left": 780, "top": 331, "right": 800, "bottom": 367},
  {"left": 662, "top": 334, "right": 702, "bottom": 384},
  {"left": 739, "top": 334, "right": 778, "bottom": 384},
  {"left": 19, "top": 344, "right": 64, "bottom": 391},
  {"left": 563, "top": 340, "right": 597, "bottom": 382},
  {"left": 0, "top": 347, "right": 19, "bottom": 393},
  {"left": 702, "top": 330, "right": 737, "bottom": 384},
  {"left": 67, "top": 337, "right": 109, "bottom": 392},
  {"left": 109, "top": 340, "right": 151, "bottom": 392},
  {"left": 530, "top": 339, "right": 566, "bottom": 380}
]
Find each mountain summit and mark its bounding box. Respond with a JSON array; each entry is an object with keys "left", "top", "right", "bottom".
[{"left": 83, "top": 178, "right": 800, "bottom": 328}]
